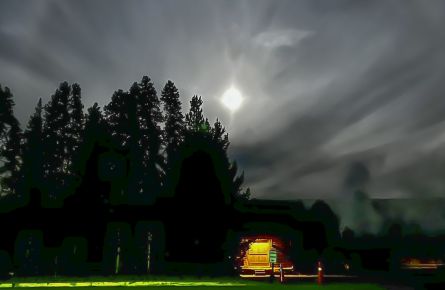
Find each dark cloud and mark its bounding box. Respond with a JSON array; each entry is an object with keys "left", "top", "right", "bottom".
[{"left": 2, "top": 0, "right": 445, "bottom": 232}]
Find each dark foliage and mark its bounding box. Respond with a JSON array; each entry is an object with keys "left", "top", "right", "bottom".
[
  {"left": 41, "top": 82, "right": 71, "bottom": 206},
  {"left": 0, "top": 85, "right": 22, "bottom": 195},
  {"left": 0, "top": 77, "right": 412, "bottom": 280},
  {"left": 20, "top": 99, "right": 44, "bottom": 204}
]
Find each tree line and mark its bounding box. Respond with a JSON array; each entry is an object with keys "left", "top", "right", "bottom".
[
  {"left": 0, "top": 76, "right": 249, "bottom": 209},
  {"left": 3, "top": 77, "right": 445, "bottom": 280}
]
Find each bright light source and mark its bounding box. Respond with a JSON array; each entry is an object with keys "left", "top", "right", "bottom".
[{"left": 221, "top": 87, "right": 243, "bottom": 112}]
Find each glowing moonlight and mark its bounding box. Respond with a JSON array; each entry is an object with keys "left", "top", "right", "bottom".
[{"left": 221, "top": 87, "right": 243, "bottom": 112}]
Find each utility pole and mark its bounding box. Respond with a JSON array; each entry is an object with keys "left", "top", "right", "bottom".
[
  {"left": 147, "top": 232, "right": 152, "bottom": 274},
  {"left": 115, "top": 230, "right": 121, "bottom": 275}
]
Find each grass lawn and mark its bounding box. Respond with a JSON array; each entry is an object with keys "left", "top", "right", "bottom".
[
  {"left": 0, "top": 285, "right": 388, "bottom": 290},
  {"left": 0, "top": 286, "right": 388, "bottom": 290},
  {"left": 0, "top": 277, "right": 387, "bottom": 290}
]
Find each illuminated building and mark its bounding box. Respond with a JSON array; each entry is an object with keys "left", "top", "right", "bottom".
[
  {"left": 401, "top": 258, "right": 445, "bottom": 270},
  {"left": 238, "top": 235, "right": 294, "bottom": 276}
]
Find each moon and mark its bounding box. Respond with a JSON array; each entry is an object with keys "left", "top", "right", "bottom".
[{"left": 221, "top": 87, "right": 243, "bottom": 112}]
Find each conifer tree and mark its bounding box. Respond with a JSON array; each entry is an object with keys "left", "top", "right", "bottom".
[
  {"left": 210, "top": 119, "right": 229, "bottom": 151},
  {"left": 185, "top": 95, "right": 209, "bottom": 133},
  {"left": 210, "top": 118, "right": 246, "bottom": 201},
  {"left": 136, "top": 76, "right": 164, "bottom": 201},
  {"left": 1, "top": 120, "right": 21, "bottom": 195},
  {"left": 84, "top": 103, "right": 105, "bottom": 137},
  {"left": 105, "top": 77, "right": 165, "bottom": 204},
  {"left": 0, "top": 85, "right": 15, "bottom": 139},
  {"left": 80, "top": 102, "right": 108, "bottom": 177},
  {"left": 182, "top": 94, "right": 247, "bottom": 202},
  {"left": 104, "top": 89, "right": 133, "bottom": 149},
  {"left": 104, "top": 89, "right": 136, "bottom": 202},
  {"left": 65, "top": 102, "right": 115, "bottom": 217},
  {"left": 42, "top": 82, "right": 71, "bottom": 204},
  {"left": 21, "top": 99, "right": 44, "bottom": 194},
  {"left": 67, "top": 83, "right": 84, "bottom": 169},
  {"left": 0, "top": 85, "right": 22, "bottom": 195},
  {"left": 127, "top": 82, "right": 144, "bottom": 203},
  {"left": 160, "top": 81, "right": 184, "bottom": 159}
]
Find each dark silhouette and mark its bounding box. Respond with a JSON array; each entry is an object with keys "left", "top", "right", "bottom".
[
  {"left": 160, "top": 80, "right": 185, "bottom": 197},
  {"left": 104, "top": 77, "right": 164, "bottom": 205},
  {"left": 20, "top": 99, "right": 44, "bottom": 207},
  {"left": 1, "top": 77, "right": 444, "bottom": 290},
  {"left": 41, "top": 82, "right": 72, "bottom": 207},
  {"left": 135, "top": 77, "right": 164, "bottom": 204},
  {"left": 0, "top": 85, "right": 22, "bottom": 196},
  {"left": 161, "top": 80, "right": 185, "bottom": 159},
  {"left": 66, "top": 83, "right": 85, "bottom": 190}
]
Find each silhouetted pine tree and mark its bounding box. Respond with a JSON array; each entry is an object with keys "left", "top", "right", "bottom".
[
  {"left": 66, "top": 83, "right": 84, "bottom": 171},
  {"left": 71, "top": 102, "right": 113, "bottom": 207},
  {"left": 104, "top": 89, "right": 135, "bottom": 202},
  {"left": 210, "top": 119, "right": 229, "bottom": 151},
  {"left": 136, "top": 76, "right": 164, "bottom": 203},
  {"left": 21, "top": 99, "right": 44, "bottom": 197},
  {"left": 162, "top": 95, "right": 207, "bottom": 198},
  {"left": 126, "top": 82, "right": 145, "bottom": 204},
  {"left": 83, "top": 103, "right": 126, "bottom": 205},
  {"left": 161, "top": 81, "right": 184, "bottom": 159},
  {"left": 104, "top": 89, "right": 132, "bottom": 148},
  {"left": 182, "top": 95, "right": 246, "bottom": 202},
  {"left": 0, "top": 85, "right": 22, "bottom": 195},
  {"left": 79, "top": 102, "right": 108, "bottom": 180},
  {"left": 210, "top": 119, "right": 247, "bottom": 201},
  {"left": 77, "top": 102, "right": 107, "bottom": 175},
  {"left": 185, "top": 95, "right": 210, "bottom": 133},
  {"left": 104, "top": 83, "right": 151, "bottom": 203},
  {"left": 105, "top": 77, "right": 164, "bottom": 204},
  {"left": 160, "top": 81, "right": 184, "bottom": 197},
  {"left": 1, "top": 120, "right": 21, "bottom": 195},
  {"left": 85, "top": 103, "right": 105, "bottom": 135},
  {"left": 0, "top": 85, "right": 15, "bottom": 139},
  {"left": 42, "top": 82, "right": 71, "bottom": 205}
]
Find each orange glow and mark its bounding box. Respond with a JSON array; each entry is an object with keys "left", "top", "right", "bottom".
[
  {"left": 401, "top": 258, "right": 445, "bottom": 269},
  {"left": 238, "top": 235, "right": 294, "bottom": 276}
]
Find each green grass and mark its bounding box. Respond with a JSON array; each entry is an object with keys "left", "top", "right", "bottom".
[
  {"left": 0, "top": 276, "right": 387, "bottom": 290},
  {"left": 0, "top": 285, "right": 387, "bottom": 290},
  {"left": 1, "top": 275, "right": 387, "bottom": 289},
  {"left": 6, "top": 276, "right": 253, "bottom": 284},
  {"left": 0, "top": 283, "right": 385, "bottom": 290}
]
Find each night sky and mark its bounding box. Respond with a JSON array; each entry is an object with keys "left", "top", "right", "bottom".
[{"left": 2, "top": 0, "right": 445, "bottom": 232}]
